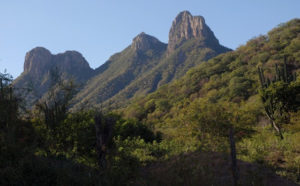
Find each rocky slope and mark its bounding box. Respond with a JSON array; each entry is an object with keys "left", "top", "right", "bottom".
[
  {"left": 13, "top": 47, "right": 94, "bottom": 106},
  {"left": 72, "top": 33, "right": 167, "bottom": 109},
  {"left": 72, "top": 11, "right": 231, "bottom": 109}
]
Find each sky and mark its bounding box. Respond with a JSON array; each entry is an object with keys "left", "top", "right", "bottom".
[{"left": 0, "top": 0, "right": 299, "bottom": 78}]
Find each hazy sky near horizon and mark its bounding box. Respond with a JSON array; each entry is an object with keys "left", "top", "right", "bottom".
[{"left": 0, "top": 0, "right": 299, "bottom": 78}]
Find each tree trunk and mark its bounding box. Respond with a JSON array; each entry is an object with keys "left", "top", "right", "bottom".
[
  {"left": 229, "top": 126, "right": 238, "bottom": 186},
  {"left": 271, "top": 120, "right": 284, "bottom": 140},
  {"left": 95, "top": 114, "right": 113, "bottom": 170},
  {"left": 95, "top": 115, "right": 106, "bottom": 170},
  {"left": 265, "top": 112, "right": 284, "bottom": 139}
]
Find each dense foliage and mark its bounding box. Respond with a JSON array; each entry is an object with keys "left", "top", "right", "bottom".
[
  {"left": 1, "top": 19, "right": 300, "bottom": 185},
  {"left": 122, "top": 18, "right": 300, "bottom": 183},
  {"left": 1, "top": 71, "right": 162, "bottom": 185}
]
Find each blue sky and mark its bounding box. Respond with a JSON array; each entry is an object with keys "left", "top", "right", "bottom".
[{"left": 0, "top": 0, "right": 299, "bottom": 78}]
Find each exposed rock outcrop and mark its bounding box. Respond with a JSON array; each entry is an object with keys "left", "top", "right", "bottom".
[
  {"left": 22, "top": 47, "right": 93, "bottom": 82},
  {"left": 24, "top": 47, "right": 52, "bottom": 75},
  {"left": 14, "top": 47, "right": 95, "bottom": 107},
  {"left": 167, "top": 11, "right": 220, "bottom": 54},
  {"left": 52, "top": 50, "right": 93, "bottom": 81},
  {"left": 131, "top": 32, "right": 166, "bottom": 53}
]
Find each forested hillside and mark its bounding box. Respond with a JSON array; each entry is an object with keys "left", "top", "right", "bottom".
[
  {"left": 1, "top": 17, "right": 299, "bottom": 186},
  {"left": 122, "top": 18, "right": 300, "bottom": 184},
  {"left": 124, "top": 19, "right": 300, "bottom": 128}
]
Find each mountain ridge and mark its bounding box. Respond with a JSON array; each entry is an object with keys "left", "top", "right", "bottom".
[
  {"left": 13, "top": 11, "right": 231, "bottom": 109},
  {"left": 72, "top": 11, "right": 231, "bottom": 109}
]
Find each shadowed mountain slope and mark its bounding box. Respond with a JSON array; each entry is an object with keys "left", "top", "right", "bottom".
[{"left": 13, "top": 47, "right": 94, "bottom": 106}]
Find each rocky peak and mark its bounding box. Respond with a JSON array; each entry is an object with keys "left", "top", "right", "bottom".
[
  {"left": 131, "top": 32, "right": 166, "bottom": 52},
  {"left": 24, "top": 47, "right": 52, "bottom": 74},
  {"left": 22, "top": 47, "right": 93, "bottom": 81},
  {"left": 53, "top": 50, "right": 91, "bottom": 74},
  {"left": 167, "top": 11, "right": 219, "bottom": 54}
]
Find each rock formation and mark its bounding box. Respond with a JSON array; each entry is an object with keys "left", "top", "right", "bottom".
[
  {"left": 131, "top": 32, "right": 166, "bottom": 52},
  {"left": 167, "top": 11, "right": 220, "bottom": 54},
  {"left": 22, "top": 47, "right": 93, "bottom": 82},
  {"left": 14, "top": 47, "right": 94, "bottom": 107},
  {"left": 24, "top": 47, "right": 52, "bottom": 75}
]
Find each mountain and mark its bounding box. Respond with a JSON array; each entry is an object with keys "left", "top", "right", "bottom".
[
  {"left": 71, "top": 32, "right": 167, "bottom": 109},
  {"left": 72, "top": 11, "right": 231, "bottom": 109},
  {"left": 8, "top": 13, "right": 300, "bottom": 185},
  {"left": 124, "top": 18, "right": 300, "bottom": 129},
  {"left": 167, "top": 10, "right": 221, "bottom": 54},
  {"left": 13, "top": 11, "right": 231, "bottom": 109},
  {"left": 13, "top": 47, "right": 94, "bottom": 106},
  {"left": 122, "top": 19, "right": 300, "bottom": 183}
]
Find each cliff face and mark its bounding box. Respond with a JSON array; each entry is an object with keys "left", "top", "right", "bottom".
[
  {"left": 167, "top": 11, "right": 220, "bottom": 54},
  {"left": 23, "top": 47, "right": 93, "bottom": 82},
  {"left": 24, "top": 47, "right": 52, "bottom": 76},
  {"left": 14, "top": 47, "right": 94, "bottom": 106},
  {"left": 52, "top": 50, "right": 93, "bottom": 81}
]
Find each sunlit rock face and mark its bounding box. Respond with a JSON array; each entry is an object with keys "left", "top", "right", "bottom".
[
  {"left": 23, "top": 47, "right": 93, "bottom": 82},
  {"left": 167, "top": 11, "right": 219, "bottom": 54},
  {"left": 131, "top": 32, "right": 166, "bottom": 53},
  {"left": 14, "top": 47, "right": 94, "bottom": 107}
]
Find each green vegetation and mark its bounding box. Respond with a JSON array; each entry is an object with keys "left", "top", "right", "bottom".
[
  {"left": 258, "top": 60, "right": 299, "bottom": 139},
  {"left": 1, "top": 19, "right": 300, "bottom": 185},
  {"left": 72, "top": 36, "right": 168, "bottom": 110},
  {"left": 72, "top": 33, "right": 230, "bottom": 110},
  {"left": 121, "top": 18, "right": 300, "bottom": 184},
  {"left": 1, "top": 74, "right": 157, "bottom": 185}
]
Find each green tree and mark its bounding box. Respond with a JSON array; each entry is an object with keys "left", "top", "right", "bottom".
[
  {"left": 186, "top": 100, "right": 255, "bottom": 186},
  {"left": 0, "top": 72, "right": 38, "bottom": 185},
  {"left": 34, "top": 68, "right": 77, "bottom": 155},
  {"left": 57, "top": 111, "right": 97, "bottom": 165},
  {"left": 0, "top": 72, "right": 18, "bottom": 129},
  {"left": 258, "top": 60, "right": 300, "bottom": 139}
]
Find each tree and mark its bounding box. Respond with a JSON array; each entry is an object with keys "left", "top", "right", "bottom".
[
  {"left": 0, "top": 72, "right": 18, "bottom": 129},
  {"left": 258, "top": 60, "right": 300, "bottom": 139},
  {"left": 186, "top": 100, "right": 255, "bottom": 186},
  {"left": 33, "top": 68, "right": 77, "bottom": 155},
  {"left": 94, "top": 113, "right": 115, "bottom": 170}
]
